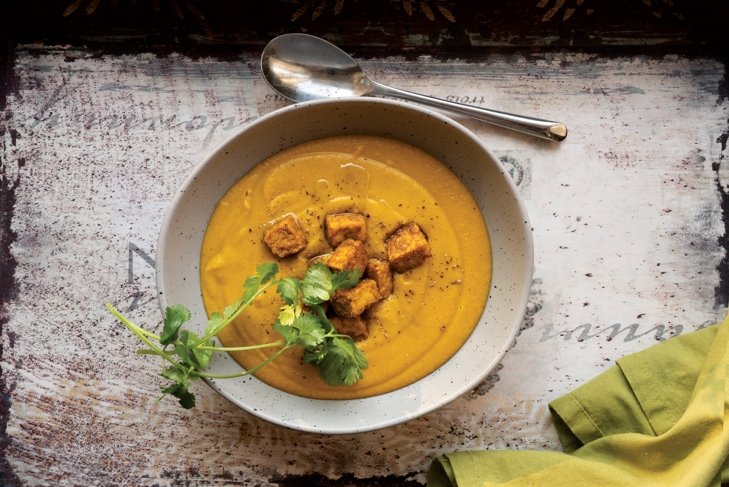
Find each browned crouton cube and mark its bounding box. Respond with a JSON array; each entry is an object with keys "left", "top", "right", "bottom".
[
  {"left": 331, "top": 279, "right": 382, "bottom": 317},
  {"left": 330, "top": 315, "right": 369, "bottom": 341},
  {"left": 365, "top": 259, "right": 393, "bottom": 298},
  {"left": 385, "top": 222, "right": 431, "bottom": 272},
  {"left": 263, "top": 214, "right": 307, "bottom": 258},
  {"left": 326, "top": 239, "right": 368, "bottom": 274},
  {"left": 325, "top": 212, "right": 367, "bottom": 247}
]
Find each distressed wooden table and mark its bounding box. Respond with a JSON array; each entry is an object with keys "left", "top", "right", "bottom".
[{"left": 1, "top": 1, "right": 728, "bottom": 486}]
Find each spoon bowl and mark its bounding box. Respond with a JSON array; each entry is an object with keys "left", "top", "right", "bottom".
[
  {"left": 261, "top": 33, "right": 567, "bottom": 142},
  {"left": 261, "top": 33, "right": 373, "bottom": 100}
]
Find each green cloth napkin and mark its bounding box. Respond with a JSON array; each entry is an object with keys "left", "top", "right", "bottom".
[{"left": 427, "top": 315, "right": 729, "bottom": 487}]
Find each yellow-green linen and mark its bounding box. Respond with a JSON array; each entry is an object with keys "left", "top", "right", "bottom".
[{"left": 428, "top": 316, "right": 729, "bottom": 486}]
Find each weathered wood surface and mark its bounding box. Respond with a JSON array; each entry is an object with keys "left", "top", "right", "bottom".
[{"left": 0, "top": 44, "right": 727, "bottom": 485}]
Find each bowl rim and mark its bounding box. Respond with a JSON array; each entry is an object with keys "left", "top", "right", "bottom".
[{"left": 156, "top": 97, "right": 534, "bottom": 433}]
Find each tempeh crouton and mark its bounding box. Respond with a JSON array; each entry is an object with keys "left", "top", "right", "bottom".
[
  {"left": 365, "top": 258, "right": 393, "bottom": 298},
  {"left": 331, "top": 279, "right": 382, "bottom": 317},
  {"left": 330, "top": 315, "right": 369, "bottom": 341},
  {"left": 326, "top": 239, "right": 369, "bottom": 273},
  {"left": 263, "top": 213, "right": 308, "bottom": 258},
  {"left": 385, "top": 222, "right": 431, "bottom": 272},
  {"left": 325, "top": 212, "right": 367, "bottom": 247}
]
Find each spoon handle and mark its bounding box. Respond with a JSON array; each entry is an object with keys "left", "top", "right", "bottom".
[{"left": 371, "top": 81, "right": 567, "bottom": 142}]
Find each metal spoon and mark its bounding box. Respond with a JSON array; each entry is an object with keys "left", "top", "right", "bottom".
[{"left": 261, "top": 33, "right": 567, "bottom": 142}]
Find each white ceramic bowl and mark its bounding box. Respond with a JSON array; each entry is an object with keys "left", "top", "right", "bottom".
[{"left": 156, "top": 98, "right": 533, "bottom": 434}]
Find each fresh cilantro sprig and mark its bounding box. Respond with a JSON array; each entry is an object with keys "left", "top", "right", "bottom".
[{"left": 107, "top": 262, "right": 366, "bottom": 409}]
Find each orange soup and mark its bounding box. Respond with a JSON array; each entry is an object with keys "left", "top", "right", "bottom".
[{"left": 200, "top": 135, "right": 491, "bottom": 399}]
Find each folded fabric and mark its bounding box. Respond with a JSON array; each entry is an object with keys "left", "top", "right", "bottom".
[{"left": 427, "top": 315, "right": 729, "bottom": 487}]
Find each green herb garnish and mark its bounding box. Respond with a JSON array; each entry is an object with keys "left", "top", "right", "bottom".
[{"left": 106, "top": 262, "right": 366, "bottom": 409}]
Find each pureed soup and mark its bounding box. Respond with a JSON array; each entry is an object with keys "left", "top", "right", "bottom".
[{"left": 200, "top": 135, "right": 491, "bottom": 399}]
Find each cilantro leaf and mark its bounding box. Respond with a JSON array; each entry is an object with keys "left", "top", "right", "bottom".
[
  {"left": 176, "top": 330, "right": 213, "bottom": 369},
  {"left": 161, "top": 382, "right": 196, "bottom": 409},
  {"left": 256, "top": 262, "right": 279, "bottom": 284},
  {"left": 243, "top": 262, "right": 279, "bottom": 302},
  {"left": 331, "top": 270, "right": 361, "bottom": 292},
  {"left": 193, "top": 345, "right": 213, "bottom": 369},
  {"left": 276, "top": 304, "right": 299, "bottom": 326},
  {"left": 316, "top": 337, "right": 368, "bottom": 386},
  {"left": 308, "top": 303, "right": 334, "bottom": 333},
  {"left": 160, "top": 365, "right": 198, "bottom": 409},
  {"left": 304, "top": 263, "right": 331, "bottom": 287},
  {"left": 276, "top": 277, "right": 300, "bottom": 305},
  {"left": 301, "top": 263, "right": 332, "bottom": 305},
  {"left": 274, "top": 313, "right": 326, "bottom": 349},
  {"left": 301, "top": 264, "right": 361, "bottom": 305},
  {"left": 161, "top": 366, "right": 187, "bottom": 385},
  {"left": 301, "top": 283, "right": 330, "bottom": 305},
  {"left": 302, "top": 345, "right": 327, "bottom": 365},
  {"left": 223, "top": 298, "right": 244, "bottom": 320},
  {"left": 272, "top": 322, "right": 296, "bottom": 343},
  {"left": 160, "top": 305, "right": 191, "bottom": 345},
  {"left": 289, "top": 314, "right": 326, "bottom": 348},
  {"left": 301, "top": 264, "right": 335, "bottom": 305},
  {"left": 205, "top": 311, "right": 225, "bottom": 337}
]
